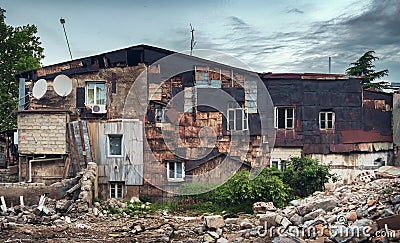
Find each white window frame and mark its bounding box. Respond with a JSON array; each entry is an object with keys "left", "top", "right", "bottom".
[
  {"left": 167, "top": 161, "right": 185, "bottom": 182},
  {"left": 319, "top": 111, "right": 335, "bottom": 130},
  {"left": 227, "top": 107, "right": 248, "bottom": 131},
  {"left": 270, "top": 159, "right": 286, "bottom": 171},
  {"left": 107, "top": 134, "right": 124, "bottom": 157},
  {"left": 110, "top": 182, "right": 124, "bottom": 198},
  {"left": 85, "top": 81, "right": 106, "bottom": 106},
  {"left": 274, "top": 107, "right": 294, "bottom": 129}
]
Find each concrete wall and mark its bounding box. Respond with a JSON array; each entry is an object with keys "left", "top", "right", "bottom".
[
  {"left": 18, "top": 112, "right": 69, "bottom": 155},
  {"left": 270, "top": 147, "right": 302, "bottom": 161},
  {"left": 394, "top": 93, "right": 400, "bottom": 165},
  {"left": 311, "top": 150, "right": 393, "bottom": 184}
]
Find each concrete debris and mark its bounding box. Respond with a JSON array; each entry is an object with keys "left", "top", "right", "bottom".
[{"left": 0, "top": 176, "right": 399, "bottom": 242}]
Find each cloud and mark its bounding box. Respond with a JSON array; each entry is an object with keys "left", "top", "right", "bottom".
[
  {"left": 286, "top": 8, "right": 304, "bottom": 14},
  {"left": 162, "top": 0, "right": 400, "bottom": 82}
]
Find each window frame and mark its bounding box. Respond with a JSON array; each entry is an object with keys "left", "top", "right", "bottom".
[
  {"left": 167, "top": 161, "right": 185, "bottom": 182},
  {"left": 227, "top": 107, "right": 248, "bottom": 131},
  {"left": 85, "top": 81, "right": 106, "bottom": 106},
  {"left": 107, "top": 134, "right": 124, "bottom": 158},
  {"left": 110, "top": 182, "right": 124, "bottom": 198},
  {"left": 319, "top": 111, "right": 335, "bottom": 130},
  {"left": 270, "top": 159, "right": 287, "bottom": 171},
  {"left": 155, "top": 105, "right": 169, "bottom": 123},
  {"left": 274, "top": 107, "right": 295, "bottom": 129}
]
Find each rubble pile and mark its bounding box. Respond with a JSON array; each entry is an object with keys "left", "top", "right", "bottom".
[
  {"left": 254, "top": 177, "right": 400, "bottom": 242},
  {"left": 1, "top": 171, "right": 400, "bottom": 242}
]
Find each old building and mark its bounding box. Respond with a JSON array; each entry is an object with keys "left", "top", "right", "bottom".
[
  {"left": 14, "top": 44, "right": 394, "bottom": 200},
  {"left": 263, "top": 73, "right": 393, "bottom": 183}
]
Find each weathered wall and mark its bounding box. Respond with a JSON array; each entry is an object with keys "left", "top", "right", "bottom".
[
  {"left": 311, "top": 150, "right": 392, "bottom": 183},
  {"left": 87, "top": 120, "right": 143, "bottom": 199},
  {"left": 0, "top": 178, "right": 78, "bottom": 206},
  {"left": 393, "top": 93, "right": 400, "bottom": 165},
  {"left": 17, "top": 111, "right": 69, "bottom": 155},
  {"left": 270, "top": 147, "right": 302, "bottom": 161},
  {"left": 19, "top": 157, "right": 65, "bottom": 185}
]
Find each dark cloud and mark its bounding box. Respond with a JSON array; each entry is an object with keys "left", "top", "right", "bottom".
[
  {"left": 163, "top": 0, "right": 400, "bottom": 81},
  {"left": 287, "top": 8, "right": 304, "bottom": 14}
]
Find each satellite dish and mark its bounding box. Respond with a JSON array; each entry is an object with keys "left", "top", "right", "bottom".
[
  {"left": 32, "top": 79, "right": 48, "bottom": 99},
  {"left": 53, "top": 74, "right": 72, "bottom": 97}
]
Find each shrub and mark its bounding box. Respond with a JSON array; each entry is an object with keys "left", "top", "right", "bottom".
[
  {"left": 282, "top": 156, "right": 338, "bottom": 198},
  {"left": 179, "top": 167, "right": 290, "bottom": 213}
]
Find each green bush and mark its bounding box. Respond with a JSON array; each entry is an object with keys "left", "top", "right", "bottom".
[
  {"left": 282, "top": 156, "right": 338, "bottom": 198},
  {"left": 179, "top": 167, "right": 290, "bottom": 213}
]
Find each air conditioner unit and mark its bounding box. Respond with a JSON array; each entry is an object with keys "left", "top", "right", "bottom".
[{"left": 92, "top": 104, "right": 107, "bottom": 114}]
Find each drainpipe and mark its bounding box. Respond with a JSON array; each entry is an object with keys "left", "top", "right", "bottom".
[
  {"left": 18, "top": 78, "right": 26, "bottom": 111},
  {"left": 28, "top": 156, "right": 63, "bottom": 183}
]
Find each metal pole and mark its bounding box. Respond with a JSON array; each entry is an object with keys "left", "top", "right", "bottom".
[
  {"left": 60, "top": 18, "right": 73, "bottom": 60},
  {"left": 329, "top": 56, "right": 331, "bottom": 74}
]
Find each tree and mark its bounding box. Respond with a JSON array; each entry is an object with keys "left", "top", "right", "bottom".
[
  {"left": 0, "top": 7, "right": 44, "bottom": 131},
  {"left": 346, "top": 51, "right": 388, "bottom": 90},
  {"left": 282, "top": 156, "right": 338, "bottom": 198}
]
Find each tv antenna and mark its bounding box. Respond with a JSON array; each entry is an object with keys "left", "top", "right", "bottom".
[
  {"left": 190, "top": 23, "right": 196, "bottom": 56},
  {"left": 60, "top": 17, "right": 73, "bottom": 60}
]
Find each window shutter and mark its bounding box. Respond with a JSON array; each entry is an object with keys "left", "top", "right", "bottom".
[{"left": 76, "top": 87, "right": 85, "bottom": 108}]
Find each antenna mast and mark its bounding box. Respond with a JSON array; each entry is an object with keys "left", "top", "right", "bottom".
[
  {"left": 60, "top": 17, "right": 73, "bottom": 60},
  {"left": 190, "top": 24, "right": 196, "bottom": 56}
]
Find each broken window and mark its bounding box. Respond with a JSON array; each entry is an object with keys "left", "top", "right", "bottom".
[
  {"left": 86, "top": 82, "right": 106, "bottom": 105},
  {"left": 110, "top": 182, "right": 124, "bottom": 198},
  {"left": 227, "top": 103, "right": 248, "bottom": 131},
  {"left": 167, "top": 161, "right": 184, "bottom": 181},
  {"left": 320, "top": 111, "right": 335, "bottom": 130},
  {"left": 275, "top": 107, "right": 294, "bottom": 129},
  {"left": 108, "top": 134, "right": 123, "bottom": 157}
]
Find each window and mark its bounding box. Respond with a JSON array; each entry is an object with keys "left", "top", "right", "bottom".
[
  {"left": 320, "top": 111, "right": 335, "bottom": 130},
  {"left": 167, "top": 161, "right": 185, "bottom": 181},
  {"left": 155, "top": 105, "right": 169, "bottom": 123},
  {"left": 86, "top": 82, "right": 106, "bottom": 105},
  {"left": 270, "top": 159, "right": 286, "bottom": 171},
  {"left": 110, "top": 182, "right": 124, "bottom": 198},
  {"left": 275, "top": 107, "right": 294, "bottom": 129},
  {"left": 227, "top": 103, "right": 248, "bottom": 131},
  {"left": 108, "top": 134, "right": 123, "bottom": 157}
]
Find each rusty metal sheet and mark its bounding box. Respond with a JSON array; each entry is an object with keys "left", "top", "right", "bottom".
[
  {"left": 356, "top": 143, "right": 373, "bottom": 152},
  {"left": 329, "top": 144, "right": 357, "bottom": 153},
  {"left": 341, "top": 130, "right": 392, "bottom": 143}
]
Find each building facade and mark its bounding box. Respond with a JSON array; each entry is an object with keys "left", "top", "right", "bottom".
[{"left": 14, "top": 45, "right": 394, "bottom": 200}]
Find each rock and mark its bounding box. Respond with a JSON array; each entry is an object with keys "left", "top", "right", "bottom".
[
  {"left": 367, "top": 199, "right": 376, "bottom": 206},
  {"left": 367, "top": 205, "right": 377, "bottom": 213},
  {"left": 391, "top": 195, "right": 400, "bottom": 204},
  {"left": 274, "top": 214, "right": 283, "bottom": 225},
  {"left": 253, "top": 201, "right": 276, "bottom": 214},
  {"left": 130, "top": 197, "right": 141, "bottom": 203},
  {"left": 258, "top": 212, "right": 278, "bottom": 227},
  {"left": 93, "top": 207, "right": 99, "bottom": 216},
  {"left": 289, "top": 213, "right": 303, "bottom": 226},
  {"left": 356, "top": 208, "right": 368, "bottom": 218},
  {"left": 55, "top": 199, "right": 72, "bottom": 213},
  {"left": 217, "top": 238, "right": 228, "bottom": 243},
  {"left": 203, "top": 234, "right": 215, "bottom": 243},
  {"left": 239, "top": 219, "right": 253, "bottom": 229},
  {"left": 53, "top": 219, "right": 65, "bottom": 226},
  {"left": 225, "top": 218, "right": 238, "bottom": 225},
  {"left": 347, "top": 211, "right": 357, "bottom": 222},
  {"left": 94, "top": 202, "right": 101, "bottom": 208},
  {"left": 303, "top": 209, "right": 326, "bottom": 221},
  {"left": 272, "top": 235, "right": 306, "bottom": 243},
  {"left": 280, "top": 217, "right": 292, "bottom": 228},
  {"left": 297, "top": 197, "right": 338, "bottom": 216},
  {"left": 205, "top": 215, "right": 225, "bottom": 229},
  {"left": 208, "top": 231, "right": 220, "bottom": 239}
]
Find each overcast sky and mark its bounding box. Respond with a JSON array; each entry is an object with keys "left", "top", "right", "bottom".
[{"left": 2, "top": 0, "right": 400, "bottom": 83}]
